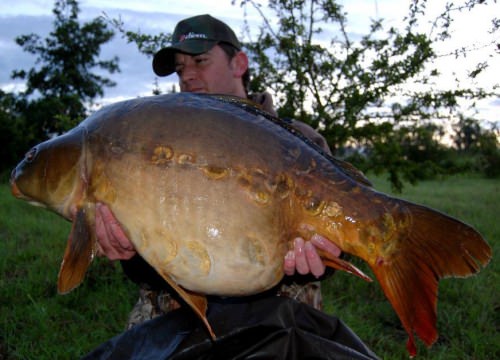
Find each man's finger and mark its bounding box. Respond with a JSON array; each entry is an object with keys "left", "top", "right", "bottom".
[
  {"left": 283, "top": 250, "right": 296, "bottom": 276},
  {"left": 305, "top": 241, "right": 325, "bottom": 278},
  {"left": 95, "top": 203, "right": 136, "bottom": 260},
  {"left": 310, "top": 234, "right": 342, "bottom": 257},
  {"left": 97, "top": 203, "right": 135, "bottom": 251},
  {"left": 294, "top": 237, "right": 309, "bottom": 275}
]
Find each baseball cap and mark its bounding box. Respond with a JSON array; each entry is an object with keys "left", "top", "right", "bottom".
[{"left": 152, "top": 14, "right": 241, "bottom": 77}]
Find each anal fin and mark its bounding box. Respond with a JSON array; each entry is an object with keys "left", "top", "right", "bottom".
[{"left": 157, "top": 271, "right": 214, "bottom": 339}]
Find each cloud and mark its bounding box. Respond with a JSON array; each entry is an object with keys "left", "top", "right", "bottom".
[
  {"left": 0, "top": 3, "right": 253, "bottom": 102},
  {"left": 0, "top": 8, "right": 177, "bottom": 101},
  {"left": 0, "top": 15, "right": 49, "bottom": 92},
  {"left": 1, "top": 0, "right": 498, "bottom": 124}
]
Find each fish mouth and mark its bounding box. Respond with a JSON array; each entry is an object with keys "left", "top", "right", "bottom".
[
  {"left": 10, "top": 173, "right": 23, "bottom": 199},
  {"left": 10, "top": 171, "right": 33, "bottom": 203},
  {"left": 11, "top": 183, "right": 22, "bottom": 198},
  {"left": 10, "top": 181, "right": 46, "bottom": 208},
  {"left": 10, "top": 180, "right": 31, "bottom": 202}
]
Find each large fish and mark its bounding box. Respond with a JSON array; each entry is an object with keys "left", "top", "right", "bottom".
[{"left": 11, "top": 93, "right": 491, "bottom": 357}]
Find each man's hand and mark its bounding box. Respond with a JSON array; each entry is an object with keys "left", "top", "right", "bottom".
[
  {"left": 95, "top": 203, "right": 342, "bottom": 276},
  {"left": 283, "top": 235, "right": 342, "bottom": 278},
  {"left": 95, "top": 203, "right": 136, "bottom": 260}
]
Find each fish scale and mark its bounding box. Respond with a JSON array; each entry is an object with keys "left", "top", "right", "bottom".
[{"left": 10, "top": 92, "right": 491, "bottom": 357}]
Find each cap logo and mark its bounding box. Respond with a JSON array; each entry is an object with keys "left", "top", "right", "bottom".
[{"left": 179, "top": 32, "right": 208, "bottom": 42}]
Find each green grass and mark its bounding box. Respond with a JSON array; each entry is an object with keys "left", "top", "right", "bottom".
[
  {"left": 0, "top": 184, "right": 137, "bottom": 359},
  {"left": 1, "top": 174, "right": 498, "bottom": 359}
]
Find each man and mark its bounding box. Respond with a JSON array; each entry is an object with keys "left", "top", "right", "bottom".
[{"left": 95, "top": 14, "right": 342, "bottom": 328}]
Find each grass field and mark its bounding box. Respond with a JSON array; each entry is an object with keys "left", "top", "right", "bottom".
[{"left": 1, "top": 174, "right": 498, "bottom": 359}]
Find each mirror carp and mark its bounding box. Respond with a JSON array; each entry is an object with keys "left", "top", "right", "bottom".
[{"left": 10, "top": 93, "right": 491, "bottom": 357}]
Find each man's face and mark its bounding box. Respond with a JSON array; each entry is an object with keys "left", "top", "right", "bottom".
[{"left": 174, "top": 45, "right": 244, "bottom": 96}]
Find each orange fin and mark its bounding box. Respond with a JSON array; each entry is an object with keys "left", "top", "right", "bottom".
[
  {"left": 58, "top": 207, "right": 95, "bottom": 294},
  {"left": 370, "top": 201, "right": 492, "bottom": 357},
  {"left": 156, "top": 271, "right": 214, "bottom": 339},
  {"left": 319, "top": 250, "right": 372, "bottom": 282}
]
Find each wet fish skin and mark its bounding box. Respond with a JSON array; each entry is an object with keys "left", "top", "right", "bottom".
[{"left": 10, "top": 93, "right": 491, "bottom": 357}]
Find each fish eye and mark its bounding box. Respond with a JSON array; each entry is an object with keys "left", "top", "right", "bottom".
[{"left": 25, "top": 147, "right": 38, "bottom": 163}]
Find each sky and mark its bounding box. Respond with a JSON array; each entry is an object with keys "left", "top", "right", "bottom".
[{"left": 0, "top": 0, "right": 498, "bottom": 126}]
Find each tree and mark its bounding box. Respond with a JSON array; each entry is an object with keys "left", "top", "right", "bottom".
[
  {"left": 452, "top": 115, "right": 500, "bottom": 177},
  {"left": 0, "top": 90, "right": 29, "bottom": 178},
  {"left": 233, "top": 0, "right": 498, "bottom": 190},
  {"left": 111, "top": 0, "right": 498, "bottom": 190},
  {"left": 11, "top": 0, "right": 119, "bottom": 137},
  {"left": 453, "top": 115, "right": 484, "bottom": 152}
]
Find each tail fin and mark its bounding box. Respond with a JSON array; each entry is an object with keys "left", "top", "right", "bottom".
[{"left": 370, "top": 202, "right": 491, "bottom": 357}]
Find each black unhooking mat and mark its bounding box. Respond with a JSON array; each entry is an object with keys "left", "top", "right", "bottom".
[{"left": 81, "top": 296, "right": 379, "bottom": 360}]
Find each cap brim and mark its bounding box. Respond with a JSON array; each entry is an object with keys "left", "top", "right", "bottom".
[{"left": 152, "top": 40, "right": 218, "bottom": 77}]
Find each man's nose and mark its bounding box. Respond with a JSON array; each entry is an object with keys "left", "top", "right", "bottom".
[{"left": 180, "top": 65, "right": 197, "bottom": 82}]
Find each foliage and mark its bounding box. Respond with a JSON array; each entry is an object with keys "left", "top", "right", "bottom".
[
  {"left": 1, "top": 0, "right": 120, "bottom": 175},
  {"left": 452, "top": 115, "right": 500, "bottom": 177},
  {"left": 0, "top": 91, "right": 28, "bottom": 179},
  {"left": 233, "top": 0, "right": 498, "bottom": 190},
  {"left": 11, "top": 0, "right": 119, "bottom": 137},
  {"left": 354, "top": 122, "right": 450, "bottom": 190}
]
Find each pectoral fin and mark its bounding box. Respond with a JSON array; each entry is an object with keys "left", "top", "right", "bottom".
[
  {"left": 157, "top": 271, "right": 214, "bottom": 339},
  {"left": 58, "top": 207, "right": 95, "bottom": 294}
]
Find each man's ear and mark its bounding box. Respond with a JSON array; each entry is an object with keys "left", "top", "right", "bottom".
[{"left": 231, "top": 51, "right": 249, "bottom": 78}]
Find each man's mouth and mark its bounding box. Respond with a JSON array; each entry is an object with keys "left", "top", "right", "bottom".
[{"left": 186, "top": 86, "right": 206, "bottom": 93}]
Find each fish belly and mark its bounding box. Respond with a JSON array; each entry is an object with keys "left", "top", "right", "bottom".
[{"left": 98, "top": 158, "right": 287, "bottom": 296}]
